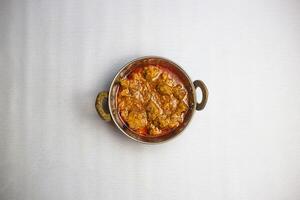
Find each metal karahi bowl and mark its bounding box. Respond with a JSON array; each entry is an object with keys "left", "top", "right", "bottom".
[{"left": 95, "top": 56, "right": 208, "bottom": 144}]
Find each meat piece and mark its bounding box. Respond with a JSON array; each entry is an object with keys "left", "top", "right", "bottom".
[
  {"left": 127, "top": 110, "right": 147, "bottom": 130},
  {"left": 177, "top": 102, "right": 188, "bottom": 114},
  {"left": 144, "top": 65, "right": 161, "bottom": 81},
  {"left": 160, "top": 72, "right": 175, "bottom": 86},
  {"left": 173, "top": 84, "right": 187, "bottom": 100},
  {"left": 157, "top": 83, "right": 173, "bottom": 95}
]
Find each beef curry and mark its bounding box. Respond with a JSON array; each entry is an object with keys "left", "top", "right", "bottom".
[{"left": 117, "top": 65, "right": 189, "bottom": 136}]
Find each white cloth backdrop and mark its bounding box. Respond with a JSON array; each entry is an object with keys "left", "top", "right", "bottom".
[{"left": 1, "top": 0, "right": 300, "bottom": 199}]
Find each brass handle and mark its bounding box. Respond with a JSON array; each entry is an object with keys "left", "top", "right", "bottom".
[
  {"left": 95, "top": 91, "right": 112, "bottom": 121},
  {"left": 193, "top": 80, "right": 208, "bottom": 111}
]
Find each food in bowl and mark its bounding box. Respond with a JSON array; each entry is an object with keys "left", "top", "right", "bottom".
[
  {"left": 95, "top": 56, "right": 208, "bottom": 143},
  {"left": 117, "top": 65, "right": 189, "bottom": 136}
]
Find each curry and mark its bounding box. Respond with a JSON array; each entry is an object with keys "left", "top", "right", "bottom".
[{"left": 117, "top": 65, "right": 189, "bottom": 136}]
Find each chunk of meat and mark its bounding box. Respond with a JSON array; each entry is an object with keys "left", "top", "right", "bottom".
[
  {"left": 173, "top": 84, "right": 187, "bottom": 100},
  {"left": 157, "top": 83, "right": 173, "bottom": 95},
  {"left": 177, "top": 102, "right": 188, "bottom": 114},
  {"left": 144, "top": 65, "right": 161, "bottom": 81},
  {"left": 127, "top": 110, "right": 148, "bottom": 130}
]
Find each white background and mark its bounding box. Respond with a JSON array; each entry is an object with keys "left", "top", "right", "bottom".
[{"left": 1, "top": 0, "right": 300, "bottom": 199}]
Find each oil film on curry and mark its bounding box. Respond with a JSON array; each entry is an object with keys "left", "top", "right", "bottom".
[{"left": 95, "top": 57, "right": 208, "bottom": 143}]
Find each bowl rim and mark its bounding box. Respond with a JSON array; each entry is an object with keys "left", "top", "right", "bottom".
[{"left": 108, "top": 56, "right": 197, "bottom": 144}]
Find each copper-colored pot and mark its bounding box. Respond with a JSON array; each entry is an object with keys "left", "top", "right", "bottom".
[{"left": 95, "top": 56, "right": 208, "bottom": 144}]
